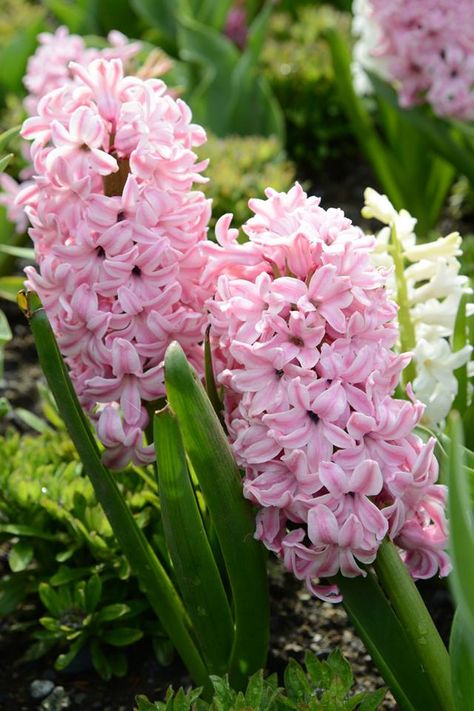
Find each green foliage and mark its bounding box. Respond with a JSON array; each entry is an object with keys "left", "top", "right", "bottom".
[
  {"left": 199, "top": 134, "right": 296, "bottom": 228},
  {"left": 0, "top": 0, "right": 45, "bottom": 99},
  {"left": 261, "top": 5, "right": 353, "bottom": 170},
  {"left": 135, "top": 650, "right": 386, "bottom": 710},
  {"left": 0, "top": 426, "right": 172, "bottom": 677}
]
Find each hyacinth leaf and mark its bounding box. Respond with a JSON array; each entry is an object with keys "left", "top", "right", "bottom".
[
  {"left": 449, "top": 608, "right": 474, "bottom": 710},
  {"left": 154, "top": 406, "right": 234, "bottom": 674},
  {"left": 325, "top": 28, "right": 404, "bottom": 211},
  {"left": 452, "top": 294, "right": 469, "bottom": 415},
  {"left": 177, "top": 15, "right": 239, "bottom": 135},
  {"left": 447, "top": 412, "right": 474, "bottom": 637},
  {"left": 337, "top": 570, "right": 444, "bottom": 711},
  {"left": 0, "top": 276, "right": 25, "bottom": 302},
  {"left": 370, "top": 75, "right": 474, "bottom": 186},
  {"left": 164, "top": 341, "right": 269, "bottom": 690},
  {"left": 22, "top": 294, "right": 208, "bottom": 688},
  {"left": 373, "top": 539, "right": 454, "bottom": 711}
]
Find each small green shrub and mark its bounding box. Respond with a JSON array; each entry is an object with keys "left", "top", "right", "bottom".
[
  {"left": 0, "top": 425, "right": 173, "bottom": 678},
  {"left": 261, "top": 5, "right": 353, "bottom": 172},
  {"left": 135, "top": 649, "right": 386, "bottom": 710},
  {"left": 200, "top": 133, "right": 296, "bottom": 229}
]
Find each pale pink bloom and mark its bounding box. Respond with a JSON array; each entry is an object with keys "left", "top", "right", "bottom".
[
  {"left": 367, "top": 0, "right": 474, "bottom": 120},
  {"left": 20, "top": 58, "right": 211, "bottom": 466},
  {"left": 205, "top": 183, "right": 450, "bottom": 600}
]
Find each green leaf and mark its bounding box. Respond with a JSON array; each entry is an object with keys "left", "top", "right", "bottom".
[
  {"left": 130, "top": 0, "right": 178, "bottom": 52},
  {"left": 90, "top": 639, "right": 112, "bottom": 680},
  {"left": 355, "top": 688, "right": 387, "bottom": 711},
  {"left": 0, "top": 276, "right": 25, "bottom": 301},
  {"left": 447, "top": 412, "right": 474, "bottom": 637},
  {"left": 283, "top": 658, "right": 311, "bottom": 703},
  {"left": 96, "top": 603, "right": 130, "bottom": 622},
  {"left": 0, "top": 309, "right": 12, "bottom": 344},
  {"left": 452, "top": 294, "right": 469, "bottom": 415},
  {"left": 50, "top": 566, "right": 92, "bottom": 586},
  {"left": 177, "top": 15, "right": 239, "bottom": 134},
  {"left": 85, "top": 574, "right": 102, "bottom": 613},
  {"left": 326, "top": 28, "right": 405, "bottom": 211},
  {"left": 9, "top": 539, "right": 34, "bottom": 572},
  {"left": 244, "top": 670, "right": 264, "bottom": 708},
  {"left": 0, "top": 244, "right": 35, "bottom": 260},
  {"left": 24, "top": 295, "right": 208, "bottom": 688},
  {"left": 0, "top": 16, "right": 45, "bottom": 93},
  {"left": 0, "top": 125, "right": 21, "bottom": 153},
  {"left": 154, "top": 407, "right": 234, "bottom": 675},
  {"left": 164, "top": 341, "right": 269, "bottom": 689},
  {"left": 0, "top": 573, "right": 30, "bottom": 615},
  {"left": 337, "top": 570, "right": 444, "bottom": 711},
  {"left": 0, "top": 154, "right": 13, "bottom": 173},
  {"left": 102, "top": 627, "right": 144, "bottom": 646},
  {"left": 55, "top": 636, "right": 87, "bottom": 671},
  {"left": 0, "top": 523, "right": 57, "bottom": 541},
  {"left": 326, "top": 648, "right": 353, "bottom": 696},
  {"left": 449, "top": 608, "right": 474, "bottom": 711},
  {"left": 39, "top": 583, "right": 62, "bottom": 617}
]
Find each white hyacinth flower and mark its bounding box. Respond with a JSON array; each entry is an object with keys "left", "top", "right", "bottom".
[{"left": 363, "top": 187, "right": 473, "bottom": 427}]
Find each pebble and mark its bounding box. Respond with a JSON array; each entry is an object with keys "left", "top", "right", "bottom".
[{"left": 30, "top": 680, "right": 54, "bottom": 700}]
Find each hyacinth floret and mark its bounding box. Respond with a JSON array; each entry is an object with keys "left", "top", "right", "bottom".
[
  {"left": 353, "top": 0, "right": 474, "bottom": 120},
  {"left": 204, "top": 183, "right": 450, "bottom": 601},
  {"left": 18, "top": 57, "right": 211, "bottom": 468}
]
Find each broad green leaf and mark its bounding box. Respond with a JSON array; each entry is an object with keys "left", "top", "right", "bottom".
[
  {"left": 23, "top": 294, "right": 208, "bottom": 687},
  {"left": 102, "top": 627, "right": 143, "bottom": 646},
  {"left": 50, "top": 566, "right": 93, "bottom": 585},
  {"left": 370, "top": 75, "right": 474, "bottom": 186},
  {"left": 164, "top": 341, "right": 269, "bottom": 690},
  {"left": 154, "top": 407, "right": 234, "bottom": 675},
  {"left": 9, "top": 539, "right": 34, "bottom": 572},
  {"left": 177, "top": 16, "right": 239, "bottom": 135},
  {"left": 39, "top": 583, "right": 62, "bottom": 617},
  {"left": 447, "top": 413, "right": 474, "bottom": 637},
  {"left": 337, "top": 569, "right": 444, "bottom": 711},
  {"left": 326, "top": 29, "right": 404, "bottom": 210},
  {"left": 449, "top": 608, "right": 474, "bottom": 711},
  {"left": 130, "top": 0, "right": 178, "bottom": 52},
  {"left": 0, "top": 16, "right": 45, "bottom": 93},
  {"left": 284, "top": 658, "right": 311, "bottom": 703},
  {"left": 0, "top": 276, "right": 25, "bottom": 301}
]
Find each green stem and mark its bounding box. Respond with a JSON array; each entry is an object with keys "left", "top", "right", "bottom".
[
  {"left": 390, "top": 223, "right": 417, "bottom": 387},
  {"left": 374, "top": 539, "right": 454, "bottom": 711},
  {"left": 24, "top": 297, "right": 209, "bottom": 688}
]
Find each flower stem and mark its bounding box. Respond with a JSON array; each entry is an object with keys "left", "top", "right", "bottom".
[
  {"left": 390, "top": 223, "right": 417, "bottom": 387},
  {"left": 374, "top": 538, "right": 454, "bottom": 711}
]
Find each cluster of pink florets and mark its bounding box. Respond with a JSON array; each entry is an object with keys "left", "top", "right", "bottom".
[
  {"left": 18, "top": 57, "right": 211, "bottom": 468},
  {"left": 369, "top": 0, "right": 474, "bottom": 120},
  {"left": 0, "top": 27, "right": 142, "bottom": 233},
  {"left": 203, "top": 184, "right": 450, "bottom": 600}
]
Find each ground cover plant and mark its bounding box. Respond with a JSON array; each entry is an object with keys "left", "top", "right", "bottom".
[{"left": 0, "top": 2, "right": 473, "bottom": 711}]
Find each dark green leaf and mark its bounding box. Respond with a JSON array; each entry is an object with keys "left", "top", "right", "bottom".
[
  {"left": 102, "top": 627, "right": 144, "bottom": 646},
  {"left": 449, "top": 608, "right": 474, "bottom": 711},
  {"left": 9, "top": 539, "right": 34, "bottom": 572},
  {"left": 96, "top": 603, "right": 130, "bottom": 622},
  {"left": 154, "top": 407, "right": 233, "bottom": 675},
  {"left": 85, "top": 574, "right": 102, "bottom": 613},
  {"left": 164, "top": 341, "right": 269, "bottom": 690},
  {"left": 284, "top": 658, "right": 311, "bottom": 703},
  {"left": 0, "top": 154, "right": 13, "bottom": 173}
]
